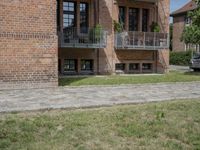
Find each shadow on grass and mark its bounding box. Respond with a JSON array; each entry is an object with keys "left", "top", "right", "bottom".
[
  {"left": 59, "top": 77, "right": 89, "bottom": 86},
  {"left": 184, "top": 71, "right": 200, "bottom": 76}
]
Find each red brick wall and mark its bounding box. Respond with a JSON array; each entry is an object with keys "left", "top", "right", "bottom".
[
  {"left": 172, "top": 15, "right": 186, "bottom": 52},
  {"left": 0, "top": 0, "right": 58, "bottom": 90}
]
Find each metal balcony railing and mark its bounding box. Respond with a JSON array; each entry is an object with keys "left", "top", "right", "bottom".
[
  {"left": 115, "top": 31, "right": 169, "bottom": 50},
  {"left": 59, "top": 27, "right": 107, "bottom": 48},
  {"left": 134, "top": 0, "right": 157, "bottom": 3}
]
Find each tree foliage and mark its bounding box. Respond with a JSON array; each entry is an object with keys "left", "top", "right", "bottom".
[{"left": 181, "top": 0, "right": 200, "bottom": 44}]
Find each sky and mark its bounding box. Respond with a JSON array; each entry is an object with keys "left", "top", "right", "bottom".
[
  {"left": 170, "top": 0, "right": 190, "bottom": 13},
  {"left": 170, "top": 0, "right": 190, "bottom": 22}
]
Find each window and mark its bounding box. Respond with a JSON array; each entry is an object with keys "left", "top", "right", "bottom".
[
  {"left": 119, "top": 6, "right": 126, "bottom": 29},
  {"left": 142, "top": 9, "right": 149, "bottom": 32},
  {"left": 142, "top": 63, "right": 152, "bottom": 70},
  {"left": 80, "top": 3, "right": 89, "bottom": 33},
  {"left": 58, "top": 59, "right": 61, "bottom": 73},
  {"left": 185, "top": 16, "right": 192, "bottom": 25},
  {"left": 193, "top": 53, "right": 200, "bottom": 59},
  {"left": 81, "top": 60, "right": 93, "bottom": 71},
  {"left": 129, "top": 63, "right": 139, "bottom": 71},
  {"left": 64, "top": 59, "right": 77, "bottom": 72},
  {"left": 63, "top": 2, "right": 76, "bottom": 29},
  {"left": 129, "top": 8, "right": 139, "bottom": 31},
  {"left": 115, "top": 63, "right": 125, "bottom": 71}
]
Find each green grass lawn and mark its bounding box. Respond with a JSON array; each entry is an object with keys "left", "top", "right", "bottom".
[
  {"left": 59, "top": 71, "right": 200, "bottom": 86},
  {"left": 0, "top": 99, "right": 200, "bottom": 150}
]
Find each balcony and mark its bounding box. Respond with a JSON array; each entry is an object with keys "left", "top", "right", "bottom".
[
  {"left": 115, "top": 31, "right": 169, "bottom": 50},
  {"left": 59, "top": 27, "right": 107, "bottom": 49}
]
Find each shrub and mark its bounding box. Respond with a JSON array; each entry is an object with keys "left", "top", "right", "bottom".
[
  {"left": 170, "top": 51, "right": 193, "bottom": 66},
  {"left": 89, "top": 24, "right": 103, "bottom": 43},
  {"left": 150, "top": 22, "right": 160, "bottom": 32},
  {"left": 113, "top": 20, "right": 123, "bottom": 33}
]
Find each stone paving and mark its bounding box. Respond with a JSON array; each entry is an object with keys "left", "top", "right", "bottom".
[{"left": 0, "top": 82, "right": 200, "bottom": 113}]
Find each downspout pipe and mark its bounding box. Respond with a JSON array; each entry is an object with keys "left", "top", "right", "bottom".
[{"left": 94, "top": 0, "right": 100, "bottom": 74}]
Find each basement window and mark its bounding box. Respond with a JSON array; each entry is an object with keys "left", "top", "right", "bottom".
[
  {"left": 129, "top": 63, "right": 139, "bottom": 71},
  {"left": 81, "top": 59, "right": 93, "bottom": 71},
  {"left": 142, "top": 63, "right": 152, "bottom": 70},
  {"left": 64, "top": 59, "right": 77, "bottom": 72},
  {"left": 115, "top": 63, "right": 125, "bottom": 71}
]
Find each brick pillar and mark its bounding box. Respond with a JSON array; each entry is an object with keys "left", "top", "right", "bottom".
[
  {"left": 139, "top": 63, "right": 143, "bottom": 73},
  {"left": 157, "top": 0, "right": 170, "bottom": 73},
  {"left": 77, "top": 58, "right": 81, "bottom": 74},
  {"left": 0, "top": 0, "right": 58, "bottom": 90},
  {"left": 125, "top": 63, "right": 129, "bottom": 73}
]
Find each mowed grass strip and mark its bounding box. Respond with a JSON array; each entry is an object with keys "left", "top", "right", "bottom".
[
  {"left": 59, "top": 71, "right": 200, "bottom": 86},
  {"left": 0, "top": 99, "right": 200, "bottom": 150}
]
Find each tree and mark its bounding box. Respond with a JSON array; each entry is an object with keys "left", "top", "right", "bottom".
[{"left": 181, "top": 0, "right": 200, "bottom": 45}]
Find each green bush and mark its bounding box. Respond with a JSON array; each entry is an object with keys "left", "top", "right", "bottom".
[
  {"left": 170, "top": 51, "right": 192, "bottom": 66},
  {"left": 150, "top": 22, "right": 160, "bottom": 32},
  {"left": 113, "top": 20, "right": 123, "bottom": 33},
  {"left": 89, "top": 24, "right": 103, "bottom": 43}
]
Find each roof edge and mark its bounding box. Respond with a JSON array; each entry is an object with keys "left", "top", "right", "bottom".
[{"left": 170, "top": 1, "right": 197, "bottom": 17}]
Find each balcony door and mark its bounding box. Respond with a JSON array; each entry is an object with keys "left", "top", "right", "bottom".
[
  {"left": 119, "top": 6, "right": 126, "bottom": 30},
  {"left": 63, "top": 1, "right": 76, "bottom": 30},
  {"left": 142, "top": 9, "right": 149, "bottom": 32},
  {"left": 129, "top": 8, "right": 139, "bottom": 31},
  {"left": 80, "top": 3, "right": 89, "bottom": 33}
]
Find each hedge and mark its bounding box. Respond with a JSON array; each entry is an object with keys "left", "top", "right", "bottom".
[{"left": 170, "top": 51, "right": 192, "bottom": 66}]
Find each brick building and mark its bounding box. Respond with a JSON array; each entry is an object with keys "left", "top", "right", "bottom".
[
  {"left": 171, "top": 0, "right": 198, "bottom": 52},
  {"left": 0, "top": 0, "right": 170, "bottom": 90}
]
